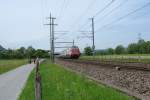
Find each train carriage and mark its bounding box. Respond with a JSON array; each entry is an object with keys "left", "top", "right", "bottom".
[{"left": 59, "top": 46, "right": 80, "bottom": 59}]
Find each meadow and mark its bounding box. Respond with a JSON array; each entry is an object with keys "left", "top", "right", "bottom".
[
  {"left": 80, "top": 54, "right": 150, "bottom": 64},
  {"left": 0, "top": 59, "right": 27, "bottom": 74}
]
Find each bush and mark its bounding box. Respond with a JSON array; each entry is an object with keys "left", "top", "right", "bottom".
[
  {"left": 115, "top": 45, "right": 126, "bottom": 54},
  {"left": 84, "top": 47, "right": 93, "bottom": 56}
]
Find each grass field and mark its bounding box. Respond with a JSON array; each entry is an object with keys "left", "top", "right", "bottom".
[
  {"left": 0, "top": 59, "right": 27, "bottom": 74},
  {"left": 80, "top": 54, "right": 150, "bottom": 64},
  {"left": 19, "top": 60, "right": 134, "bottom": 100}
]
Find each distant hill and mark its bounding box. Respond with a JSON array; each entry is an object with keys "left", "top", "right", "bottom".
[{"left": 0, "top": 45, "right": 5, "bottom": 51}]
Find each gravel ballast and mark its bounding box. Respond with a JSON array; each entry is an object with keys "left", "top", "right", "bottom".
[{"left": 56, "top": 59, "right": 150, "bottom": 100}]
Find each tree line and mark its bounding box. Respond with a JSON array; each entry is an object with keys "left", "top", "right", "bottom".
[
  {"left": 84, "top": 39, "right": 150, "bottom": 55},
  {"left": 0, "top": 46, "right": 50, "bottom": 59}
]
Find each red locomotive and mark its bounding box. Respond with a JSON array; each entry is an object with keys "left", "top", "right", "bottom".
[{"left": 59, "top": 46, "right": 80, "bottom": 59}]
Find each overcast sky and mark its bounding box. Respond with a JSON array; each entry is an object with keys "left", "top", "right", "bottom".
[{"left": 0, "top": 0, "right": 150, "bottom": 51}]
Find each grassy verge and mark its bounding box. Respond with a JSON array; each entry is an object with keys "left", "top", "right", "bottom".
[
  {"left": 0, "top": 59, "right": 27, "bottom": 74},
  {"left": 19, "top": 60, "right": 134, "bottom": 100},
  {"left": 80, "top": 55, "right": 150, "bottom": 64}
]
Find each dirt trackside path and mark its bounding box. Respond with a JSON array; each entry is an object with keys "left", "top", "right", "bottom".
[{"left": 0, "top": 63, "right": 35, "bottom": 100}]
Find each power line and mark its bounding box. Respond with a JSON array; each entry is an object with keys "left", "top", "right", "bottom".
[
  {"left": 95, "top": 0, "right": 129, "bottom": 23},
  {"left": 76, "top": 0, "right": 115, "bottom": 49},
  {"left": 55, "top": 42, "right": 73, "bottom": 43},
  {"left": 58, "top": 0, "right": 115, "bottom": 41},
  {"left": 69, "top": 0, "right": 97, "bottom": 30},
  {"left": 54, "top": 32, "right": 68, "bottom": 40},
  {"left": 78, "top": 0, "right": 115, "bottom": 31},
  {"left": 66, "top": 0, "right": 97, "bottom": 40},
  {"left": 78, "top": 20, "right": 91, "bottom": 31},
  {"left": 95, "top": 2, "right": 150, "bottom": 32},
  {"left": 57, "top": 0, "right": 66, "bottom": 18},
  {"left": 54, "top": 0, "right": 69, "bottom": 39},
  {"left": 57, "top": 0, "right": 69, "bottom": 22},
  {"left": 93, "top": 0, "right": 115, "bottom": 18},
  {"left": 55, "top": 31, "right": 69, "bottom": 32},
  {"left": 40, "top": 0, "right": 46, "bottom": 25}
]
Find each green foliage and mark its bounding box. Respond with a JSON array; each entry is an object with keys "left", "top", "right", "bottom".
[
  {"left": 107, "top": 48, "right": 114, "bottom": 55},
  {"left": 127, "top": 43, "right": 139, "bottom": 54},
  {"left": 0, "top": 46, "right": 49, "bottom": 59},
  {"left": 127, "top": 40, "right": 150, "bottom": 54},
  {"left": 33, "top": 49, "right": 49, "bottom": 58},
  {"left": 26, "top": 46, "right": 36, "bottom": 58},
  {"left": 115, "top": 45, "right": 126, "bottom": 54},
  {"left": 145, "top": 41, "right": 150, "bottom": 53},
  {"left": 95, "top": 50, "right": 106, "bottom": 55},
  {"left": 84, "top": 46, "right": 93, "bottom": 56},
  {"left": 94, "top": 39, "right": 150, "bottom": 55}
]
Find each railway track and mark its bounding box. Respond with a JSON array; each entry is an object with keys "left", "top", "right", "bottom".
[
  {"left": 58, "top": 58, "right": 150, "bottom": 72},
  {"left": 56, "top": 58, "right": 150, "bottom": 99}
]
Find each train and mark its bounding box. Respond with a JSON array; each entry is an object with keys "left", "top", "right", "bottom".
[{"left": 58, "top": 46, "right": 81, "bottom": 59}]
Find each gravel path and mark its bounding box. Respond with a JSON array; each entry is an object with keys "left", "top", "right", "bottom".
[
  {"left": 56, "top": 59, "right": 150, "bottom": 100},
  {"left": 0, "top": 63, "right": 35, "bottom": 100}
]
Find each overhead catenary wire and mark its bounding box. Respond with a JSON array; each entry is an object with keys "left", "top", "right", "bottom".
[
  {"left": 77, "top": 0, "right": 115, "bottom": 40},
  {"left": 57, "top": 0, "right": 66, "bottom": 18},
  {"left": 57, "top": 0, "right": 69, "bottom": 23},
  {"left": 77, "top": 20, "right": 91, "bottom": 31},
  {"left": 58, "top": 0, "right": 96, "bottom": 42},
  {"left": 64, "top": 0, "right": 97, "bottom": 40},
  {"left": 78, "top": 0, "right": 116, "bottom": 32},
  {"left": 54, "top": 0, "right": 70, "bottom": 41},
  {"left": 59, "top": 0, "right": 115, "bottom": 42},
  {"left": 54, "top": 32, "right": 68, "bottom": 40},
  {"left": 95, "top": 1, "right": 150, "bottom": 32},
  {"left": 93, "top": 0, "right": 116, "bottom": 18},
  {"left": 69, "top": 0, "right": 97, "bottom": 30},
  {"left": 95, "top": 0, "right": 129, "bottom": 23},
  {"left": 40, "top": 0, "right": 47, "bottom": 26}
]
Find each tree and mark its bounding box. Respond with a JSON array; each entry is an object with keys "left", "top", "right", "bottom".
[
  {"left": 19, "top": 47, "right": 26, "bottom": 55},
  {"left": 14, "top": 47, "right": 27, "bottom": 58},
  {"left": 33, "top": 49, "right": 49, "bottom": 58},
  {"left": 84, "top": 47, "right": 93, "bottom": 56},
  {"left": 107, "top": 48, "right": 114, "bottom": 55},
  {"left": 127, "top": 43, "right": 139, "bottom": 54},
  {"left": 145, "top": 41, "right": 150, "bottom": 54},
  {"left": 26, "top": 46, "right": 35, "bottom": 58},
  {"left": 95, "top": 50, "right": 107, "bottom": 55},
  {"left": 115, "top": 45, "right": 126, "bottom": 54},
  {"left": 138, "top": 39, "right": 145, "bottom": 44},
  {"left": 0, "top": 45, "right": 49, "bottom": 59}
]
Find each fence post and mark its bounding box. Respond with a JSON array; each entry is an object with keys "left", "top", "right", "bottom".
[
  {"left": 35, "top": 60, "right": 42, "bottom": 100},
  {"left": 36, "top": 60, "right": 39, "bottom": 73},
  {"left": 35, "top": 72, "right": 42, "bottom": 100}
]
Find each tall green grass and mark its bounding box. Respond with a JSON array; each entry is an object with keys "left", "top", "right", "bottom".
[
  {"left": 0, "top": 59, "right": 27, "bottom": 74},
  {"left": 19, "top": 60, "right": 134, "bottom": 100},
  {"left": 80, "top": 55, "right": 150, "bottom": 64}
]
